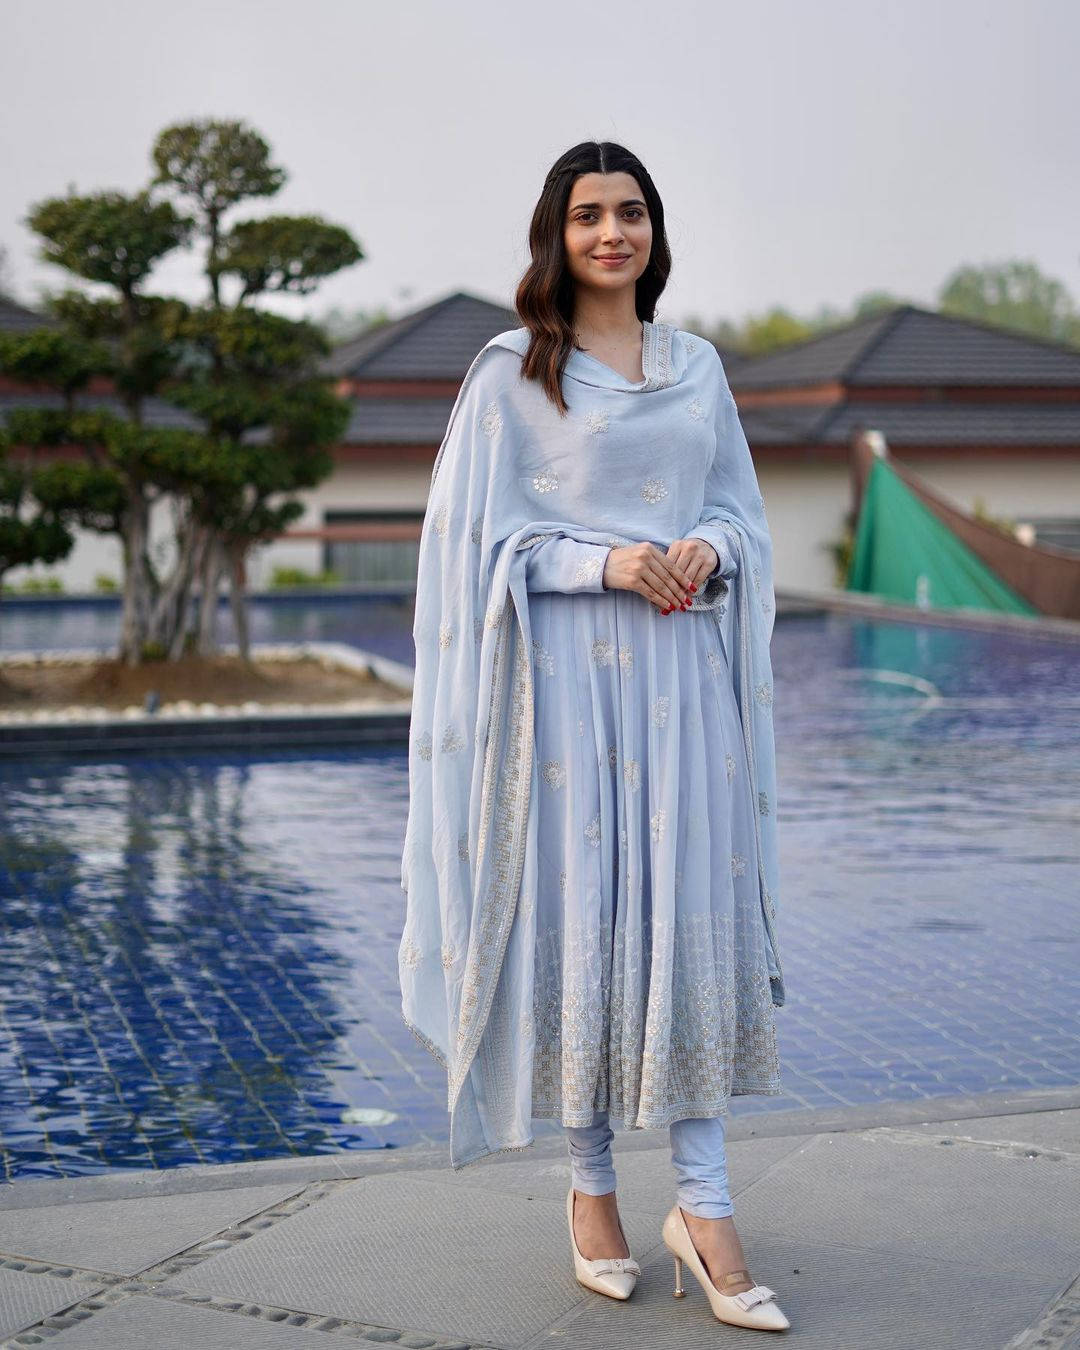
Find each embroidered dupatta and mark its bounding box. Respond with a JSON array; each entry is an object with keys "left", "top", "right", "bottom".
[{"left": 399, "top": 319, "right": 784, "bottom": 1168}]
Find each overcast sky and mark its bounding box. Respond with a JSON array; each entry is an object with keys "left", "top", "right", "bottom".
[{"left": 2, "top": 0, "right": 1076, "bottom": 334}]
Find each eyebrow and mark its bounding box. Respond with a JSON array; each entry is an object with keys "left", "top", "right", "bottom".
[{"left": 569, "top": 198, "right": 647, "bottom": 211}]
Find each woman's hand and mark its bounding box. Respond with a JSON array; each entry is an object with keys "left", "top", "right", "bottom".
[{"left": 602, "top": 539, "right": 714, "bottom": 613}]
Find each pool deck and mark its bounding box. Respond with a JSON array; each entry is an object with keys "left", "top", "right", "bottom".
[{"left": 1, "top": 1085, "right": 1078, "bottom": 1348}]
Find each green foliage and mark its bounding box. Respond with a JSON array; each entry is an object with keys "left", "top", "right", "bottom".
[
  {"left": 219, "top": 217, "right": 363, "bottom": 300},
  {"left": 152, "top": 120, "right": 286, "bottom": 214},
  {"left": 93, "top": 572, "right": 119, "bottom": 593},
  {"left": 270, "top": 565, "right": 344, "bottom": 589},
  {"left": 6, "top": 574, "right": 65, "bottom": 594},
  {"left": 939, "top": 260, "right": 1080, "bottom": 347},
  {"left": 822, "top": 519, "right": 857, "bottom": 589},
  {"left": 0, "top": 328, "right": 110, "bottom": 393},
  {"left": 972, "top": 495, "right": 1019, "bottom": 537},
  {"left": 25, "top": 190, "right": 194, "bottom": 297},
  {"left": 0, "top": 429, "right": 77, "bottom": 580}
]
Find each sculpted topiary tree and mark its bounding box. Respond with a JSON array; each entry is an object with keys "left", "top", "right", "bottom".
[{"left": 5, "top": 117, "right": 362, "bottom": 664}]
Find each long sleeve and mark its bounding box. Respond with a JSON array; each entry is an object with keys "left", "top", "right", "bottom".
[{"left": 525, "top": 537, "right": 611, "bottom": 593}]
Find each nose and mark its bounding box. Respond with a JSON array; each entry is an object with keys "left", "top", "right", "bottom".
[{"left": 600, "top": 213, "right": 625, "bottom": 244}]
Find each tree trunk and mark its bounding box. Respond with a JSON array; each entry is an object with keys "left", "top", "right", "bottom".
[
  {"left": 120, "top": 491, "right": 152, "bottom": 666},
  {"left": 227, "top": 544, "right": 251, "bottom": 663},
  {"left": 194, "top": 534, "right": 223, "bottom": 657},
  {"left": 150, "top": 515, "right": 206, "bottom": 657}
]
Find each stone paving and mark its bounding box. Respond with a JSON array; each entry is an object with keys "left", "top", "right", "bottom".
[{"left": 0, "top": 1086, "right": 1078, "bottom": 1349}]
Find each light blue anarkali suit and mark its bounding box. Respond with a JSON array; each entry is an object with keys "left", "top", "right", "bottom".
[{"left": 400, "top": 319, "right": 785, "bottom": 1169}]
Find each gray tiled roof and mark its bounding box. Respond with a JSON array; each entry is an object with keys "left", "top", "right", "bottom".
[
  {"left": 325, "top": 290, "right": 519, "bottom": 379},
  {"left": 343, "top": 396, "right": 456, "bottom": 444},
  {"left": 0, "top": 391, "right": 203, "bottom": 431},
  {"left": 730, "top": 305, "right": 1080, "bottom": 389},
  {"left": 0, "top": 297, "right": 58, "bottom": 334},
  {"left": 741, "top": 399, "right": 1080, "bottom": 447}
]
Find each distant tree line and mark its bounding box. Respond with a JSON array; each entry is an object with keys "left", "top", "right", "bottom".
[{"left": 682, "top": 259, "right": 1080, "bottom": 356}]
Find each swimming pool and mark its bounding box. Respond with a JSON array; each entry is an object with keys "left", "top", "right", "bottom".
[{"left": 1, "top": 612, "right": 1077, "bottom": 1179}]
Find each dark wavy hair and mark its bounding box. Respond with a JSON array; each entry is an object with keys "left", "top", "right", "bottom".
[{"left": 514, "top": 140, "right": 672, "bottom": 414}]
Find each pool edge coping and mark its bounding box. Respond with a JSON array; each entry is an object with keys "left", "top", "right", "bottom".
[{"left": 3, "top": 1082, "right": 1079, "bottom": 1212}]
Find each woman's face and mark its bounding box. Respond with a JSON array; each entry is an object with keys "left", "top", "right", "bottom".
[{"left": 563, "top": 171, "right": 652, "bottom": 297}]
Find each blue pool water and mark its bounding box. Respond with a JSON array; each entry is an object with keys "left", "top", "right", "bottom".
[{"left": 1, "top": 611, "right": 1078, "bottom": 1179}]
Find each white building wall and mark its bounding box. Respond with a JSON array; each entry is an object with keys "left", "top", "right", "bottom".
[{"left": 8, "top": 454, "right": 1075, "bottom": 596}]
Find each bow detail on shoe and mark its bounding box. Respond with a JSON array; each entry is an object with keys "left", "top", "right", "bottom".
[
  {"left": 732, "top": 1284, "right": 776, "bottom": 1311},
  {"left": 590, "top": 1256, "right": 642, "bottom": 1276}
]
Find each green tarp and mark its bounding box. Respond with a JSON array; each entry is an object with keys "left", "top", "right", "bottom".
[{"left": 846, "top": 456, "right": 1037, "bottom": 614}]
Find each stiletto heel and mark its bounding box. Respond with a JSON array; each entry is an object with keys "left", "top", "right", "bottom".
[
  {"left": 661, "top": 1203, "right": 790, "bottom": 1331},
  {"left": 672, "top": 1253, "right": 685, "bottom": 1297},
  {"left": 567, "top": 1188, "right": 641, "bottom": 1300}
]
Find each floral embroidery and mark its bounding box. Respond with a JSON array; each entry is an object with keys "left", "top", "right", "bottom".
[
  {"left": 485, "top": 599, "right": 503, "bottom": 629},
  {"left": 532, "top": 469, "right": 559, "bottom": 494},
  {"left": 441, "top": 944, "right": 456, "bottom": 970},
  {"left": 532, "top": 639, "right": 554, "bottom": 676},
  {"left": 530, "top": 908, "right": 780, "bottom": 1127},
  {"left": 758, "top": 791, "right": 770, "bottom": 815},
  {"left": 473, "top": 617, "right": 484, "bottom": 643},
  {"left": 624, "top": 759, "right": 642, "bottom": 791},
  {"left": 458, "top": 832, "right": 470, "bottom": 861},
  {"left": 591, "top": 637, "right": 615, "bottom": 667},
  {"left": 756, "top": 493, "right": 766, "bottom": 514},
  {"left": 438, "top": 623, "right": 454, "bottom": 649},
  {"left": 725, "top": 752, "right": 737, "bottom": 780},
  {"left": 578, "top": 718, "right": 585, "bottom": 737},
  {"left": 415, "top": 731, "right": 433, "bottom": 761},
  {"left": 399, "top": 937, "right": 421, "bottom": 970},
  {"left": 583, "top": 409, "right": 609, "bottom": 434},
  {"left": 441, "top": 725, "right": 466, "bottom": 754},
  {"left": 686, "top": 397, "right": 705, "bottom": 421},
  {"left": 754, "top": 682, "right": 773, "bottom": 710},
  {"left": 650, "top": 807, "right": 667, "bottom": 843},
  {"left": 641, "top": 477, "right": 668, "bottom": 504},
  {"left": 618, "top": 644, "right": 634, "bottom": 675},
  {"left": 731, "top": 853, "right": 748, "bottom": 877},
  {"left": 683, "top": 335, "right": 698, "bottom": 353},
  {"left": 471, "top": 513, "right": 484, "bottom": 545},
  {"left": 480, "top": 401, "right": 502, "bottom": 438},
  {"left": 585, "top": 814, "right": 601, "bottom": 847},
  {"left": 432, "top": 505, "right": 450, "bottom": 536},
  {"left": 706, "top": 649, "right": 725, "bottom": 677},
  {"left": 651, "top": 694, "right": 670, "bottom": 727},
  {"left": 559, "top": 869, "right": 568, "bottom": 895},
  {"left": 573, "top": 553, "right": 605, "bottom": 586},
  {"left": 542, "top": 759, "right": 567, "bottom": 790},
  {"left": 608, "top": 744, "right": 619, "bottom": 768}
]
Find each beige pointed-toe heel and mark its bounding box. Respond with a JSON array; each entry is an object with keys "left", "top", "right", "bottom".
[
  {"left": 661, "top": 1203, "right": 790, "bottom": 1331},
  {"left": 567, "top": 1188, "right": 641, "bottom": 1300}
]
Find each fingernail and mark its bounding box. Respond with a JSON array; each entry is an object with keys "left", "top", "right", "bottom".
[{"left": 689, "top": 584, "right": 697, "bottom": 592}]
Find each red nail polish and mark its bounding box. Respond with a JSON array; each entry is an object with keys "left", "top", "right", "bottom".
[{"left": 689, "top": 584, "right": 697, "bottom": 592}]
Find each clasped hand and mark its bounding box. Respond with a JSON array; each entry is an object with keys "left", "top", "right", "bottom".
[{"left": 601, "top": 537, "right": 718, "bottom": 613}]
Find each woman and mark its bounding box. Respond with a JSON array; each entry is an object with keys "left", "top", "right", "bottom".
[{"left": 399, "top": 140, "right": 789, "bottom": 1333}]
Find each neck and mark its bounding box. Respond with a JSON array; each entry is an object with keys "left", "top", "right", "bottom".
[{"left": 570, "top": 288, "right": 642, "bottom": 343}]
